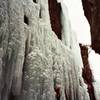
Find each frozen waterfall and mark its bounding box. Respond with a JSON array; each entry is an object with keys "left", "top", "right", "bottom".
[
  {"left": 0, "top": 0, "right": 91, "bottom": 100},
  {"left": 59, "top": 0, "right": 91, "bottom": 45}
]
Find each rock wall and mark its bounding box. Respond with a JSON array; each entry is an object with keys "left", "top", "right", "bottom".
[
  {"left": 48, "top": 0, "right": 62, "bottom": 39},
  {"left": 0, "top": 0, "right": 90, "bottom": 100},
  {"left": 82, "top": 0, "right": 100, "bottom": 54},
  {"left": 79, "top": 44, "right": 96, "bottom": 100}
]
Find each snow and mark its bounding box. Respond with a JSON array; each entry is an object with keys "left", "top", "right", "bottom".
[
  {"left": 88, "top": 49, "right": 100, "bottom": 83},
  {"left": 88, "top": 48, "right": 100, "bottom": 100}
]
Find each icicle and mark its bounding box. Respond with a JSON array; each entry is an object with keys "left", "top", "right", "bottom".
[
  {"left": 57, "top": 0, "right": 72, "bottom": 48},
  {"left": 63, "top": 0, "right": 91, "bottom": 45}
]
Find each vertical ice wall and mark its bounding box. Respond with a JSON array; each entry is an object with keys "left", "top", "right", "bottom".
[
  {"left": 57, "top": 0, "right": 84, "bottom": 74},
  {"left": 0, "top": 0, "right": 90, "bottom": 100}
]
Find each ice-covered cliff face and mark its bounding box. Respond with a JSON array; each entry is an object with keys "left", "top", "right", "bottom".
[{"left": 0, "top": 0, "right": 90, "bottom": 100}]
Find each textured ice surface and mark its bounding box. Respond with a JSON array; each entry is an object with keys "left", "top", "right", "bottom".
[{"left": 0, "top": 0, "right": 90, "bottom": 100}]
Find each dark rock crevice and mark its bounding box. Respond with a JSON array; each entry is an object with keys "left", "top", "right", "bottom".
[
  {"left": 24, "top": 15, "right": 29, "bottom": 25},
  {"left": 80, "top": 44, "right": 96, "bottom": 100},
  {"left": 54, "top": 86, "right": 61, "bottom": 100},
  {"left": 48, "top": 0, "right": 62, "bottom": 39},
  {"left": 82, "top": 0, "right": 100, "bottom": 54},
  {"left": 33, "top": 0, "right": 37, "bottom": 3}
]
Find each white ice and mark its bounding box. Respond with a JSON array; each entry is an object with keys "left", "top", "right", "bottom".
[
  {"left": 88, "top": 48, "right": 100, "bottom": 83},
  {"left": 62, "top": 0, "right": 91, "bottom": 45},
  {"left": 88, "top": 48, "right": 100, "bottom": 100}
]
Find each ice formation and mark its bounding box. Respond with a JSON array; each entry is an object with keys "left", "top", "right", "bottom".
[
  {"left": 62, "top": 0, "right": 91, "bottom": 45},
  {"left": 0, "top": 0, "right": 90, "bottom": 100},
  {"left": 57, "top": 0, "right": 84, "bottom": 70}
]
